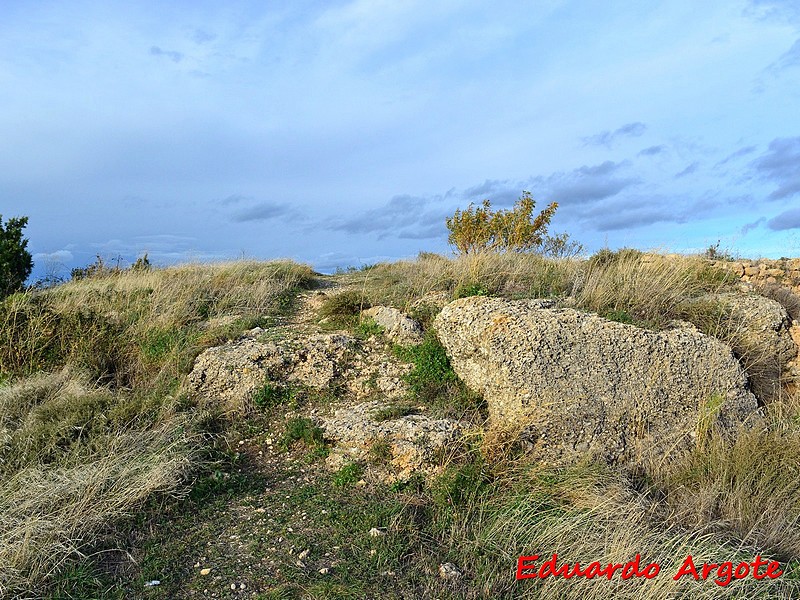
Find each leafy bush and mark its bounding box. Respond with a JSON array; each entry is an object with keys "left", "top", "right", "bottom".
[
  {"left": 0, "top": 215, "right": 33, "bottom": 299},
  {"left": 445, "top": 191, "right": 580, "bottom": 257}
]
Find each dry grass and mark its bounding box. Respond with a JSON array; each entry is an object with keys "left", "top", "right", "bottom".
[
  {"left": 0, "top": 372, "right": 197, "bottom": 597},
  {"left": 0, "top": 260, "right": 314, "bottom": 384},
  {"left": 343, "top": 251, "right": 580, "bottom": 310},
  {"left": 574, "top": 251, "right": 736, "bottom": 328},
  {"left": 0, "top": 261, "right": 315, "bottom": 596},
  {"left": 453, "top": 462, "right": 800, "bottom": 599}
]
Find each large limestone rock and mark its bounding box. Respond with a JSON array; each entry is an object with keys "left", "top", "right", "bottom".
[
  {"left": 361, "top": 306, "right": 424, "bottom": 345},
  {"left": 321, "top": 400, "right": 461, "bottom": 481},
  {"left": 187, "top": 332, "right": 356, "bottom": 413},
  {"left": 434, "top": 297, "right": 761, "bottom": 466},
  {"left": 710, "top": 293, "right": 797, "bottom": 400}
]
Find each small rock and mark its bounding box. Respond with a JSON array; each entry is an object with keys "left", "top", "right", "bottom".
[
  {"left": 439, "top": 562, "right": 462, "bottom": 581},
  {"left": 199, "top": 568, "right": 211, "bottom": 576},
  {"left": 319, "top": 567, "right": 331, "bottom": 575},
  {"left": 298, "top": 549, "right": 310, "bottom": 560},
  {"left": 368, "top": 527, "right": 386, "bottom": 537},
  {"left": 144, "top": 580, "right": 160, "bottom": 587},
  {"left": 230, "top": 583, "right": 236, "bottom": 590}
]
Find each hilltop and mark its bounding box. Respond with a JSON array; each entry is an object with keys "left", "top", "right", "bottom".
[{"left": 1, "top": 250, "right": 800, "bottom": 599}]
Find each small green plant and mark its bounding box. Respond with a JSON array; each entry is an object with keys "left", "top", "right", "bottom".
[
  {"left": 602, "top": 309, "right": 634, "bottom": 324},
  {"left": 453, "top": 282, "right": 491, "bottom": 299},
  {"left": 280, "top": 416, "right": 325, "bottom": 451},
  {"left": 353, "top": 317, "right": 384, "bottom": 339},
  {"left": 372, "top": 403, "right": 418, "bottom": 422},
  {"left": 253, "top": 381, "right": 296, "bottom": 410},
  {"left": 393, "top": 331, "right": 485, "bottom": 419},
  {"left": 368, "top": 437, "right": 393, "bottom": 465},
  {"left": 333, "top": 462, "right": 364, "bottom": 486}
]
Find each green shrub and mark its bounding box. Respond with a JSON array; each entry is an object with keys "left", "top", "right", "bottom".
[
  {"left": 280, "top": 417, "right": 325, "bottom": 451},
  {"left": 453, "top": 282, "right": 491, "bottom": 299},
  {"left": 253, "top": 381, "right": 296, "bottom": 410},
  {"left": 393, "top": 331, "right": 484, "bottom": 420},
  {"left": 333, "top": 462, "right": 364, "bottom": 487}
]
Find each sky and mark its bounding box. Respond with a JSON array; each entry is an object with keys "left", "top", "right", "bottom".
[{"left": 2, "top": 0, "right": 800, "bottom": 281}]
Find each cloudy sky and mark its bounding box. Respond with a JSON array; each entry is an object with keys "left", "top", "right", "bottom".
[{"left": 2, "top": 0, "right": 799, "bottom": 280}]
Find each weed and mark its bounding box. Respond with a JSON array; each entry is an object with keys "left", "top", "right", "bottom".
[
  {"left": 333, "top": 462, "right": 364, "bottom": 486},
  {"left": 393, "top": 331, "right": 485, "bottom": 420},
  {"left": 453, "top": 282, "right": 491, "bottom": 299},
  {"left": 353, "top": 317, "right": 384, "bottom": 339},
  {"left": 368, "top": 437, "right": 394, "bottom": 465},
  {"left": 372, "top": 403, "right": 419, "bottom": 421},
  {"left": 279, "top": 417, "right": 325, "bottom": 451},
  {"left": 253, "top": 381, "right": 296, "bottom": 410},
  {"left": 318, "top": 291, "right": 370, "bottom": 329}
]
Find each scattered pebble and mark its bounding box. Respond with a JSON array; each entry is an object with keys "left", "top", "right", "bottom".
[
  {"left": 368, "top": 527, "right": 386, "bottom": 537},
  {"left": 298, "top": 549, "right": 310, "bottom": 560},
  {"left": 200, "top": 568, "right": 211, "bottom": 576},
  {"left": 439, "top": 562, "right": 462, "bottom": 581},
  {"left": 319, "top": 567, "right": 330, "bottom": 575}
]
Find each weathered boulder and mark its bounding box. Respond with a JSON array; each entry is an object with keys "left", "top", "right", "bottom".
[
  {"left": 709, "top": 293, "right": 797, "bottom": 400},
  {"left": 434, "top": 296, "right": 761, "bottom": 466},
  {"left": 187, "top": 332, "right": 356, "bottom": 413},
  {"left": 361, "top": 306, "right": 424, "bottom": 345},
  {"left": 321, "top": 400, "right": 461, "bottom": 481}
]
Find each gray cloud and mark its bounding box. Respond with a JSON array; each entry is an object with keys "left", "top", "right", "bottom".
[
  {"left": 532, "top": 160, "right": 639, "bottom": 206},
  {"left": 772, "top": 38, "right": 800, "bottom": 70},
  {"left": 150, "top": 46, "right": 184, "bottom": 63},
  {"left": 638, "top": 145, "right": 666, "bottom": 157},
  {"left": 218, "top": 194, "right": 250, "bottom": 206},
  {"left": 741, "top": 217, "right": 766, "bottom": 234},
  {"left": 752, "top": 136, "right": 800, "bottom": 199},
  {"left": 675, "top": 162, "right": 700, "bottom": 178},
  {"left": 717, "top": 145, "right": 757, "bottom": 166},
  {"left": 767, "top": 208, "right": 800, "bottom": 230},
  {"left": 192, "top": 30, "right": 216, "bottom": 44},
  {"left": 583, "top": 122, "right": 647, "bottom": 147},
  {"left": 463, "top": 179, "right": 508, "bottom": 200},
  {"left": 330, "top": 195, "right": 431, "bottom": 235},
  {"left": 233, "top": 201, "right": 292, "bottom": 222},
  {"left": 747, "top": 0, "right": 800, "bottom": 23}
]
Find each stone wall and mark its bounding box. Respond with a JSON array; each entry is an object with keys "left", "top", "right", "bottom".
[{"left": 709, "top": 257, "right": 800, "bottom": 295}]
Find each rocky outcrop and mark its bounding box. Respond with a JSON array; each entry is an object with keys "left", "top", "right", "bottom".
[
  {"left": 321, "top": 400, "right": 461, "bottom": 481},
  {"left": 187, "top": 331, "right": 356, "bottom": 413},
  {"left": 434, "top": 296, "right": 762, "bottom": 467},
  {"left": 709, "top": 293, "right": 797, "bottom": 399},
  {"left": 361, "top": 306, "right": 424, "bottom": 345}
]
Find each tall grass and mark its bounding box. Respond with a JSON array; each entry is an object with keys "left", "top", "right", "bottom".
[
  {"left": 0, "top": 260, "right": 314, "bottom": 385},
  {"left": 0, "top": 372, "right": 197, "bottom": 597},
  {"left": 0, "top": 260, "right": 314, "bottom": 595}
]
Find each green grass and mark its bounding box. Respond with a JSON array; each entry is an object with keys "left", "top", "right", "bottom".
[
  {"left": 393, "top": 331, "right": 485, "bottom": 420},
  {"left": 372, "top": 403, "right": 419, "bottom": 421}
]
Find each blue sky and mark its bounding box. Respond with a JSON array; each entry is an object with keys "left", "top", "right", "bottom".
[{"left": 2, "top": 0, "right": 799, "bottom": 280}]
